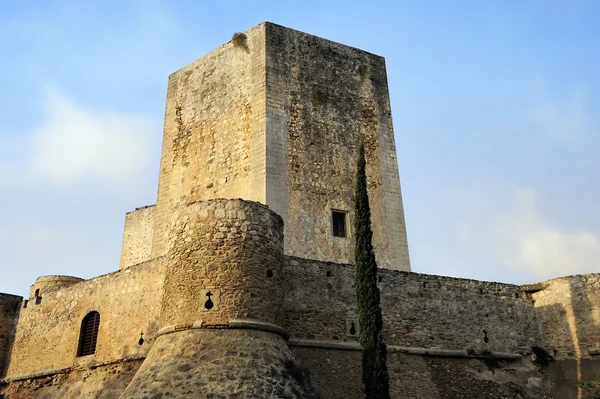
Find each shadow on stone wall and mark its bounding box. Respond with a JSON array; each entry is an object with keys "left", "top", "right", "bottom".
[
  {"left": 569, "top": 276, "right": 600, "bottom": 399},
  {"left": 0, "top": 297, "right": 21, "bottom": 380},
  {"left": 537, "top": 276, "right": 600, "bottom": 398}
]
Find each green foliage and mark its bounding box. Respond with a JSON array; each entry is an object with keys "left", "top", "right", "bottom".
[
  {"left": 354, "top": 141, "right": 390, "bottom": 399},
  {"left": 231, "top": 32, "right": 248, "bottom": 52},
  {"left": 358, "top": 64, "right": 368, "bottom": 80},
  {"left": 579, "top": 381, "right": 600, "bottom": 399},
  {"left": 311, "top": 87, "right": 325, "bottom": 107}
]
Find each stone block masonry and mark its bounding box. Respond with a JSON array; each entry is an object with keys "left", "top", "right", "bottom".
[
  {"left": 149, "top": 21, "right": 411, "bottom": 271},
  {"left": 264, "top": 22, "right": 410, "bottom": 271},
  {"left": 119, "top": 205, "right": 155, "bottom": 269},
  {"left": 0, "top": 293, "right": 21, "bottom": 378},
  {"left": 5, "top": 259, "right": 164, "bottom": 379},
  {"left": 150, "top": 23, "right": 268, "bottom": 260},
  {"left": 121, "top": 199, "right": 319, "bottom": 398},
  {"left": 160, "top": 199, "right": 285, "bottom": 328},
  {"left": 283, "top": 257, "right": 540, "bottom": 354}
]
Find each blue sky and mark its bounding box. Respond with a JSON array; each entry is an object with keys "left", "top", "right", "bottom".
[{"left": 1, "top": 1, "right": 599, "bottom": 297}]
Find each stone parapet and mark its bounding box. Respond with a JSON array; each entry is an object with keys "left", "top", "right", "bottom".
[{"left": 29, "top": 275, "right": 84, "bottom": 299}]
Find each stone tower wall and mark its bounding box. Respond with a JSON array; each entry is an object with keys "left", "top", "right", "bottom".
[
  {"left": 150, "top": 24, "right": 268, "bottom": 259},
  {"left": 149, "top": 22, "right": 410, "bottom": 271},
  {"left": 160, "top": 199, "right": 285, "bottom": 328},
  {"left": 263, "top": 23, "right": 410, "bottom": 271},
  {"left": 119, "top": 205, "right": 155, "bottom": 269}
]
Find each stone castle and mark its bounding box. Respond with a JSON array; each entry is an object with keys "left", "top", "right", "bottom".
[{"left": 0, "top": 22, "right": 598, "bottom": 398}]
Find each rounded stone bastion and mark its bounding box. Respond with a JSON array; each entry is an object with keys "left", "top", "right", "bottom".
[
  {"left": 29, "top": 275, "right": 85, "bottom": 298},
  {"left": 121, "top": 199, "right": 318, "bottom": 398},
  {"left": 160, "top": 198, "right": 285, "bottom": 330}
]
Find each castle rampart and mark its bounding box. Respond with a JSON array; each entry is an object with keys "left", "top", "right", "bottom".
[
  {"left": 29, "top": 275, "right": 84, "bottom": 299},
  {"left": 5, "top": 258, "right": 164, "bottom": 379},
  {"left": 283, "top": 257, "right": 540, "bottom": 354}
]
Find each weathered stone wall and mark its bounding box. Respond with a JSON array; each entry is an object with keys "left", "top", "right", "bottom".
[
  {"left": 0, "top": 358, "right": 143, "bottom": 399},
  {"left": 150, "top": 24, "right": 268, "bottom": 259},
  {"left": 120, "top": 329, "right": 318, "bottom": 399},
  {"left": 264, "top": 22, "right": 410, "bottom": 271},
  {"left": 292, "top": 347, "right": 552, "bottom": 399},
  {"left": 531, "top": 274, "right": 600, "bottom": 359},
  {"left": 5, "top": 259, "right": 164, "bottom": 379},
  {"left": 150, "top": 22, "right": 410, "bottom": 271},
  {"left": 161, "top": 199, "right": 285, "bottom": 328},
  {"left": 119, "top": 205, "right": 155, "bottom": 269},
  {"left": 283, "top": 257, "right": 540, "bottom": 353},
  {"left": 123, "top": 198, "right": 314, "bottom": 398},
  {"left": 0, "top": 293, "right": 21, "bottom": 378},
  {"left": 29, "top": 275, "right": 84, "bottom": 299},
  {"left": 546, "top": 358, "right": 600, "bottom": 399}
]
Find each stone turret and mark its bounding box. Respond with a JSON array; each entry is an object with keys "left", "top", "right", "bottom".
[
  {"left": 160, "top": 199, "right": 285, "bottom": 328},
  {"left": 29, "top": 275, "right": 84, "bottom": 299},
  {"left": 120, "top": 199, "right": 316, "bottom": 398}
]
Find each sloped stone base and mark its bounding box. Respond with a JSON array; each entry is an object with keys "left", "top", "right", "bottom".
[{"left": 120, "top": 329, "right": 320, "bottom": 398}]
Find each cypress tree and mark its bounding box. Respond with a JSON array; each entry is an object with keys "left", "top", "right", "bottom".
[{"left": 354, "top": 141, "right": 390, "bottom": 399}]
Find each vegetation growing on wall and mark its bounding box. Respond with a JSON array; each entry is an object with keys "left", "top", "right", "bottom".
[
  {"left": 358, "top": 64, "right": 368, "bottom": 81},
  {"left": 311, "top": 87, "right": 325, "bottom": 107},
  {"left": 232, "top": 32, "right": 248, "bottom": 52},
  {"left": 354, "top": 141, "right": 390, "bottom": 399},
  {"left": 578, "top": 381, "right": 600, "bottom": 399}
]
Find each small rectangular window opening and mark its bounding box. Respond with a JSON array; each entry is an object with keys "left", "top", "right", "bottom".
[{"left": 332, "top": 211, "right": 347, "bottom": 237}]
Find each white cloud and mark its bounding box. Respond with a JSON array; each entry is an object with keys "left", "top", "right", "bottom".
[
  {"left": 28, "top": 87, "right": 153, "bottom": 185},
  {"left": 458, "top": 188, "right": 600, "bottom": 281},
  {"left": 529, "top": 87, "right": 596, "bottom": 142}
]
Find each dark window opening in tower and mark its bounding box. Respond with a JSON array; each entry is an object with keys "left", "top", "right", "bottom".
[
  {"left": 78, "top": 311, "right": 100, "bottom": 357},
  {"left": 332, "top": 211, "right": 347, "bottom": 237}
]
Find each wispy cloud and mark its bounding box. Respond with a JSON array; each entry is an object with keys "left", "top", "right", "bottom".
[
  {"left": 28, "top": 87, "right": 154, "bottom": 185},
  {"left": 528, "top": 86, "right": 597, "bottom": 142},
  {"left": 458, "top": 188, "right": 600, "bottom": 281}
]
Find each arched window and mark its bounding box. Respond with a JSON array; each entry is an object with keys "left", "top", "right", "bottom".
[{"left": 77, "top": 311, "right": 100, "bottom": 357}]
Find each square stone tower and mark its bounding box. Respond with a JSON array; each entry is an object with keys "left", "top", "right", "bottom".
[{"left": 150, "top": 22, "right": 410, "bottom": 271}]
